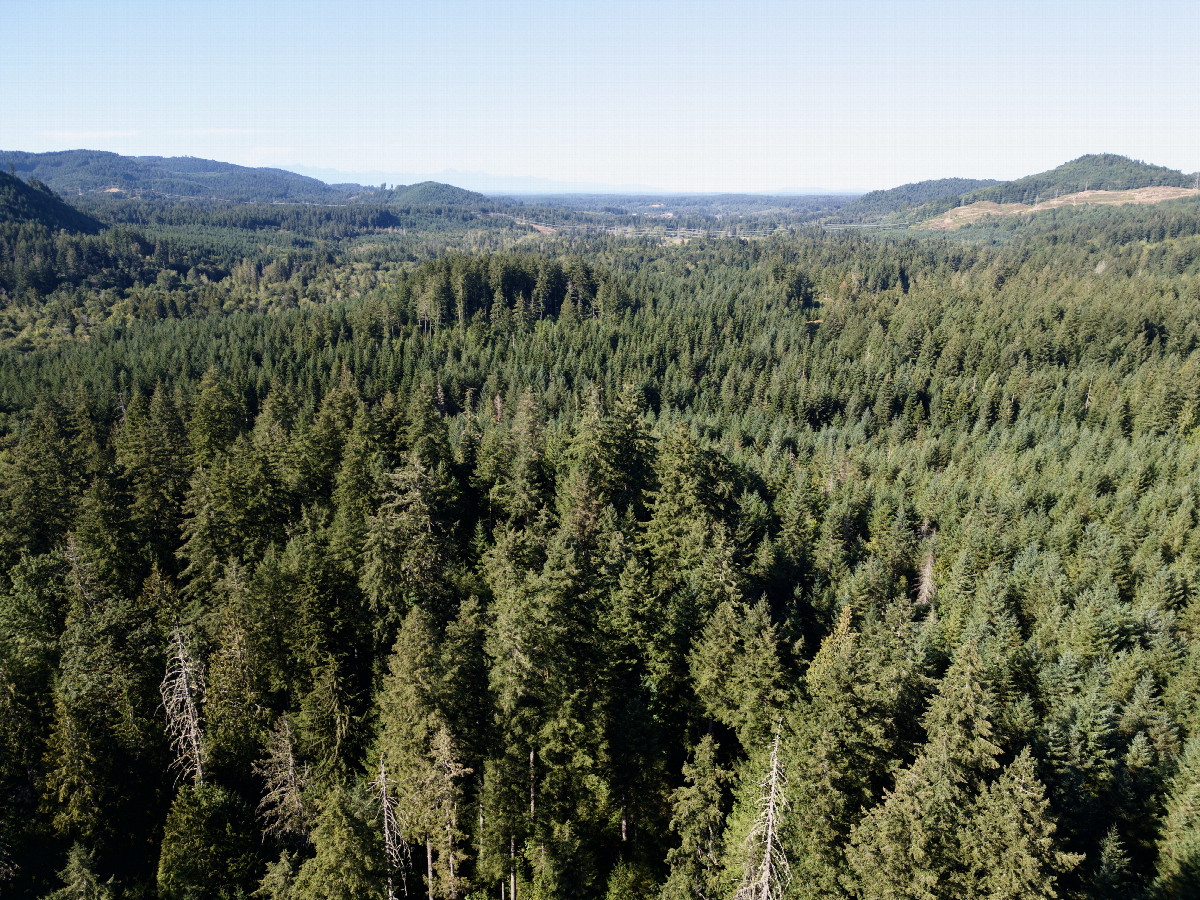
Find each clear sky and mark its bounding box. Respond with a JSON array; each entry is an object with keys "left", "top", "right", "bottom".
[{"left": 2, "top": 0, "right": 1198, "bottom": 192}]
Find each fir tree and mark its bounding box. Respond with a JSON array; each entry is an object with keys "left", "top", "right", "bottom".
[{"left": 662, "top": 734, "right": 731, "bottom": 900}]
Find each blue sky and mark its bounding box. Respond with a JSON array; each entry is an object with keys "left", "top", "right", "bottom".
[{"left": 2, "top": 0, "right": 1198, "bottom": 192}]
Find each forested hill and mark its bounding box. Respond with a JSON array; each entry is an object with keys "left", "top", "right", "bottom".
[
  {"left": 836, "top": 177, "right": 999, "bottom": 221},
  {"left": 903, "top": 154, "right": 1198, "bottom": 222},
  {"left": 840, "top": 155, "right": 1198, "bottom": 224},
  {"left": 0, "top": 150, "right": 376, "bottom": 204},
  {"left": 0, "top": 171, "right": 101, "bottom": 233},
  {"left": 378, "top": 181, "right": 489, "bottom": 207},
  {"left": 965, "top": 153, "right": 1195, "bottom": 205}
]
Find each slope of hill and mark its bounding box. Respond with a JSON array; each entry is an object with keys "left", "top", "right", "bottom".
[
  {"left": 0, "top": 170, "right": 101, "bottom": 233},
  {"left": 837, "top": 177, "right": 999, "bottom": 220},
  {"left": 383, "top": 180, "right": 489, "bottom": 207},
  {"left": 889, "top": 154, "right": 1199, "bottom": 225},
  {"left": 0, "top": 150, "right": 369, "bottom": 204},
  {"left": 966, "top": 153, "right": 1194, "bottom": 205},
  {"left": 923, "top": 186, "right": 1200, "bottom": 230}
]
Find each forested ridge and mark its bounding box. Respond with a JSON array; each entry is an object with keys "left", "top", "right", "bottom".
[
  {"left": 836, "top": 155, "right": 1200, "bottom": 224},
  {"left": 835, "top": 178, "right": 1000, "bottom": 221},
  {"left": 0, "top": 151, "right": 371, "bottom": 204},
  {"left": 2, "top": 165, "right": 1200, "bottom": 900},
  {"left": 965, "top": 154, "right": 1196, "bottom": 206},
  {"left": 0, "top": 173, "right": 102, "bottom": 235}
]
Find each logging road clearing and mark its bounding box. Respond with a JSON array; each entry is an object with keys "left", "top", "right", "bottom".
[{"left": 924, "top": 187, "right": 1200, "bottom": 230}]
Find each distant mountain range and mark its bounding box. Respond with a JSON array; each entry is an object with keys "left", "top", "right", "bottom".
[
  {"left": 0, "top": 150, "right": 364, "bottom": 203},
  {"left": 0, "top": 150, "right": 487, "bottom": 208}
]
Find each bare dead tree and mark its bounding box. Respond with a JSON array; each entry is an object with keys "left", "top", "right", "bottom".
[
  {"left": 63, "top": 535, "right": 99, "bottom": 613},
  {"left": 735, "top": 719, "right": 790, "bottom": 900},
  {"left": 0, "top": 667, "right": 13, "bottom": 880},
  {"left": 161, "top": 626, "right": 206, "bottom": 786},
  {"left": 916, "top": 523, "right": 937, "bottom": 606},
  {"left": 254, "top": 716, "right": 311, "bottom": 842},
  {"left": 427, "top": 725, "right": 471, "bottom": 899},
  {"left": 371, "top": 756, "right": 412, "bottom": 900}
]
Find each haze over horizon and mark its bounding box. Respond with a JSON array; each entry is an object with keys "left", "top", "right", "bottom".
[{"left": 3, "top": 0, "right": 1199, "bottom": 193}]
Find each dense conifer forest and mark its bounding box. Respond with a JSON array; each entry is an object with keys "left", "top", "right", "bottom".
[{"left": 3, "top": 156, "right": 1200, "bottom": 900}]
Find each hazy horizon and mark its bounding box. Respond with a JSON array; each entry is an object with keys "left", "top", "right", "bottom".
[{"left": 282, "top": 162, "right": 868, "bottom": 195}]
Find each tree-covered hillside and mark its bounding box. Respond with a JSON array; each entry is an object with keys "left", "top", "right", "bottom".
[
  {"left": 0, "top": 171, "right": 101, "bottom": 233},
  {"left": 0, "top": 151, "right": 499, "bottom": 211},
  {"left": 0, "top": 173, "right": 523, "bottom": 350},
  {"left": 380, "top": 181, "right": 490, "bottom": 208},
  {"left": 836, "top": 177, "right": 999, "bottom": 221},
  {"left": 968, "top": 153, "right": 1194, "bottom": 205},
  {"left": 0, "top": 150, "right": 372, "bottom": 203},
  {"left": 900, "top": 155, "right": 1199, "bottom": 224},
  {"left": 2, "top": 156, "right": 1200, "bottom": 900},
  {"left": 813, "top": 156, "right": 1195, "bottom": 227}
]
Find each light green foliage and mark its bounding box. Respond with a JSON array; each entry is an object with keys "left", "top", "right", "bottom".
[
  {"left": 44, "top": 843, "right": 114, "bottom": 900},
  {"left": 962, "top": 749, "right": 1082, "bottom": 899}
]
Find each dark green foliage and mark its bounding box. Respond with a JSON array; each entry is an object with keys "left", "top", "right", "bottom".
[
  {"left": 781, "top": 605, "right": 928, "bottom": 899},
  {"left": 968, "top": 153, "right": 1194, "bottom": 205},
  {"left": 661, "top": 734, "right": 730, "bottom": 900},
  {"left": 157, "top": 784, "right": 261, "bottom": 900},
  {"left": 0, "top": 172, "right": 100, "bottom": 234},
  {"left": 838, "top": 177, "right": 1000, "bottom": 221},
  {"left": 2, "top": 171, "right": 1200, "bottom": 899},
  {"left": 0, "top": 150, "right": 361, "bottom": 204},
  {"left": 291, "top": 787, "right": 383, "bottom": 900}
]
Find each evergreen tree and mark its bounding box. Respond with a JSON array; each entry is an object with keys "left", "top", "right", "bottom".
[
  {"left": 117, "top": 384, "right": 189, "bottom": 571},
  {"left": 362, "top": 456, "right": 451, "bottom": 644},
  {"left": 846, "top": 644, "right": 1000, "bottom": 900},
  {"left": 188, "top": 368, "right": 243, "bottom": 466},
  {"left": 781, "top": 604, "right": 927, "bottom": 900},
  {"left": 292, "top": 786, "right": 383, "bottom": 900},
  {"left": 662, "top": 734, "right": 731, "bottom": 900},
  {"left": 0, "top": 398, "right": 80, "bottom": 563},
  {"left": 962, "top": 748, "right": 1081, "bottom": 899},
  {"left": 44, "top": 843, "right": 114, "bottom": 900},
  {"left": 1153, "top": 737, "right": 1200, "bottom": 898},
  {"left": 157, "top": 784, "right": 261, "bottom": 900},
  {"left": 689, "top": 597, "right": 787, "bottom": 750}
]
